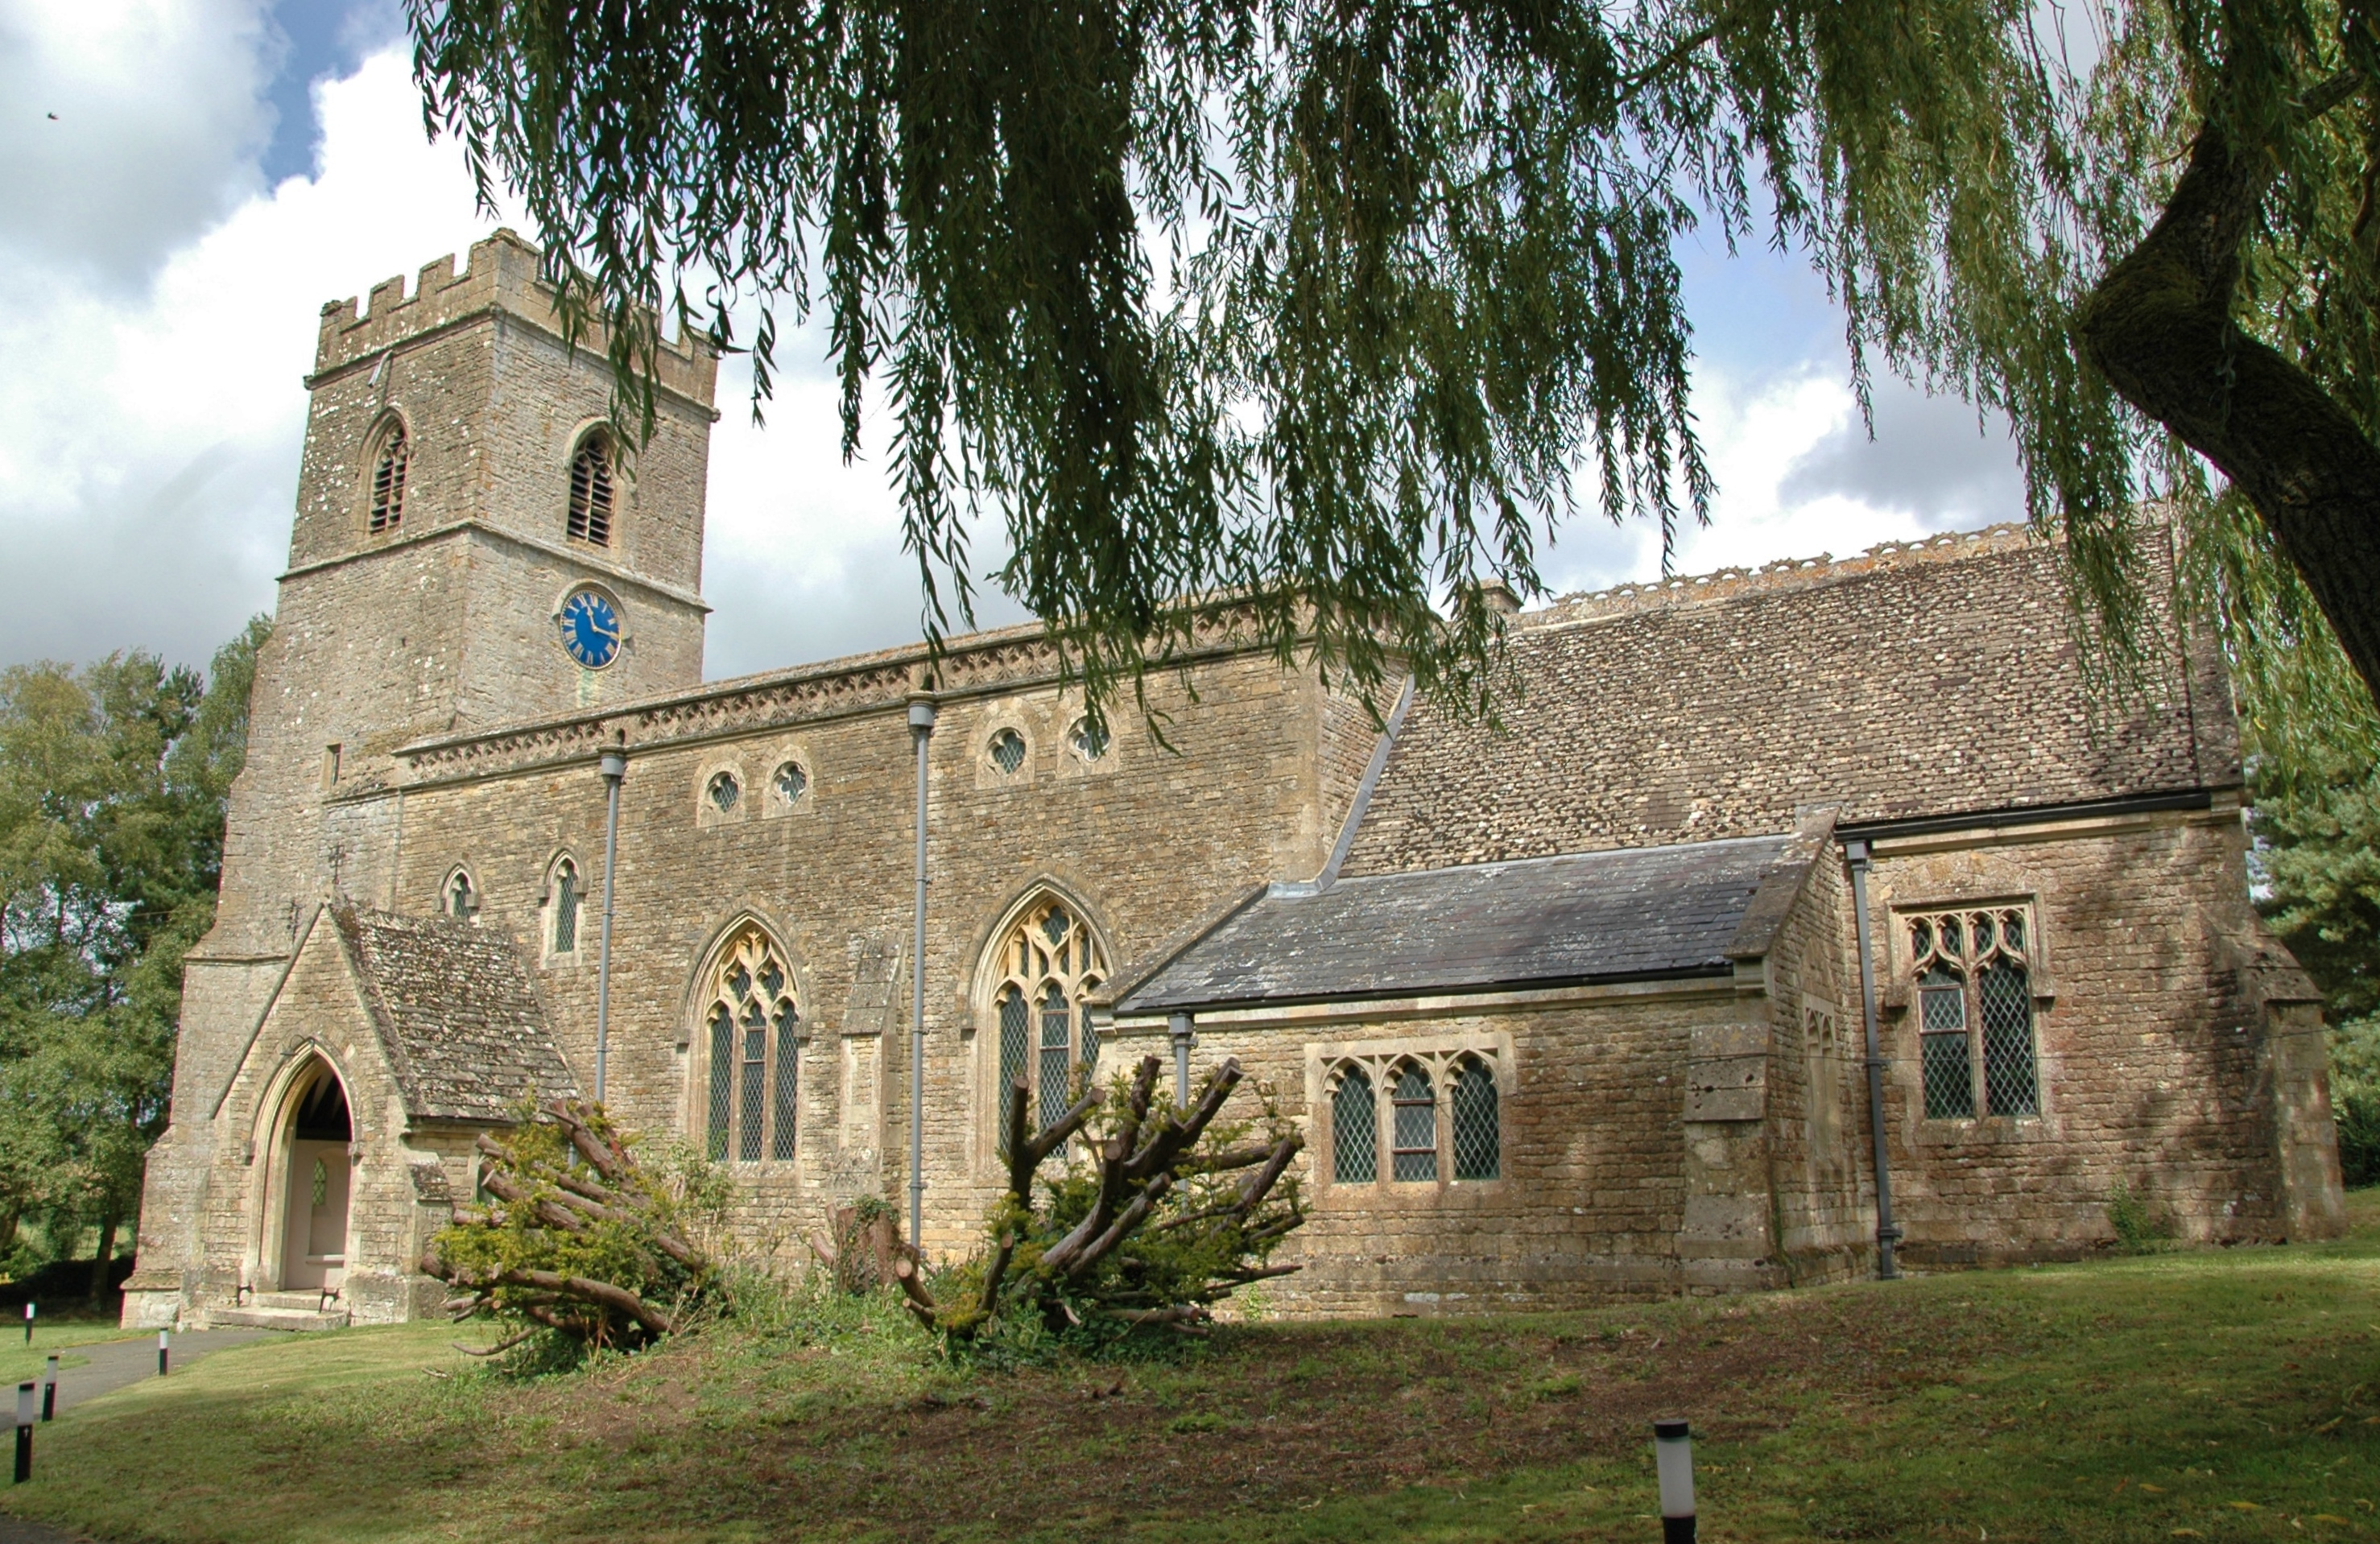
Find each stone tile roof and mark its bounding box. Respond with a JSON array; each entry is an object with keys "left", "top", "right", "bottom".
[
  {"left": 1117, "top": 833, "right": 1801, "bottom": 1013},
  {"left": 332, "top": 906, "right": 577, "bottom": 1122},
  {"left": 1344, "top": 525, "right": 2236, "bottom": 875}
]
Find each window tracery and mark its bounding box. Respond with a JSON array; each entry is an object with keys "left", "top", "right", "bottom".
[
  {"left": 988, "top": 898, "right": 1106, "bottom": 1148},
  {"left": 707, "top": 770, "right": 741, "bottom": 813},
  {"left": 700, "top": 927, "right": 801, "bottom": 1163},
  {"left": 1906, "top": 906, "right": 2040, "bottom": 1120},
  {"left": 987, "top": 728, "right": 1027, "bottom": 776},
  {"left": 1323, "top": 1047, "right": 1503, "bottom": 1188}
]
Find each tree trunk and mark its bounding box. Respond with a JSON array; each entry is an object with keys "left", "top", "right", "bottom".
[
  {"left": 88, "top": 1212, "right": 118, "bottom": 1303},
  {"left": 2076, "top": 82, "right": 2380, "bottom": 706}
]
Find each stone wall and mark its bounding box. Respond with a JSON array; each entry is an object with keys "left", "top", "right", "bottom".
[
  {"left": 1860, "top": 803, "right": 2345, "bottom": 1261},
  {"left": 341, "top": 639, "right": 1352, "bottom": 1267}
]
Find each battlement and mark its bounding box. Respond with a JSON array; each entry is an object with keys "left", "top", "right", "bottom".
[
  {"left": 1522, "top": 522, "right": 2045, "bottom": 631},
  {"left": 312, "top": 229, "right": 717, "bottom": 407}
]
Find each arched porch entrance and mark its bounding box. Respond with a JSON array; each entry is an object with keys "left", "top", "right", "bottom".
[{"left": 275, "top": 1065, "right": 352, "bottom": 1293}]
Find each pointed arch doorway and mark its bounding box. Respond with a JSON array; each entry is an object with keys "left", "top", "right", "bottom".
[{"left": 279, "top": 1067, "right": 352, "bottom": 1292}]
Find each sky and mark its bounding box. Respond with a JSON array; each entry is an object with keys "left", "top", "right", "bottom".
[{"left": 0, "top": 0, "right": 2027, "bottom": 683}]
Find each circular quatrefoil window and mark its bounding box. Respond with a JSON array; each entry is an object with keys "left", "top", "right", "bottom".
[
  {"left": 707, "top": 770, "right": 741, "bottom": 813},
  {"left": 987, "top": 728, "right": 1027, "bottom": 775},
  {"left": 773, "top": 761, "right": 808, "bottom": 803}
]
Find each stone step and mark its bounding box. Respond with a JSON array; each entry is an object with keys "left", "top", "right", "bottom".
[
  {"left": 250, "top": 1290, "right": 342, "bottom": 1313},
  {"left": 211, "top": 1304, "right": 349, "bottom": 1332}
]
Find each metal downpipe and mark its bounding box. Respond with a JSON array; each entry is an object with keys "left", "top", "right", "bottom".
[
  {"left": 594, "top": 747, "right": 626, "bottom": 1104},
  {"left": 1845, "top": 837, "right": 1901, "bottom": 1279},
  {"left": 907, "top": 699, "right": 937, "bottom": 1253}
]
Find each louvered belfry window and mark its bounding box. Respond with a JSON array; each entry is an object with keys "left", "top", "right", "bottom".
[
  {"left": 568, "top": 436, "right": 614, "bottom": 546},
  {"left": 701, "top": 927, "right": 800, "bottom": 1163},
  {"left": 1907, "top": 906, "right": 2041, "bottom": 1120},
  {"left": 988, "top": 898, "right": 1105, "bottom": 1150},
  {"left": 369, "top": 425, "right": 408, "bottom": 534}
]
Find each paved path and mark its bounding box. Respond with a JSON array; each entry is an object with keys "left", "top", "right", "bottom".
[{"left": 0, "top": 1328, "right": 273, "bottom": 1543}]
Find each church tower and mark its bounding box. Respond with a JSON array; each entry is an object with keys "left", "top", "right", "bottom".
[{"left": 209, "top": 229, "right": 717, "bottom": 956}]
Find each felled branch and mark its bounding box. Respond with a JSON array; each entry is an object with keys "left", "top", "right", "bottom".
[
  {"left": 426, "top": 1097, "right": 721, "bottom": 1349},
  {"left": 901, "top": 1055, "right": 1308, "bottom": 1340}
]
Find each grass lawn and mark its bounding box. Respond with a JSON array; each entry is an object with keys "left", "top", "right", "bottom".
[{"left": 8, "top": 1199, "right": 2380, "bottom": 1542}]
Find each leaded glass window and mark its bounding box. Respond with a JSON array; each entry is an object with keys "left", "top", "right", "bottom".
[
  {"left": 773, "top": 761, "right": 808, "bottom": 804},
  {"left": 707, "top": 770, "right": 741, "bottom": 813},
  {"left": 985, "top": 898, "right": 1105, "bottom": 1145},
  {"left": 368, "top": 423, "right": 407, "bottom": 535},
  {"left": 1068, "top": 716, "right": 1109, "bottom": 762},
  {"left": 1324, "top": 1048, "right": 1503, "bottom": 1189},
  {"left": 1331, "top": 1065, "right": 1376, "bottom": 1183},
  {"left": 1451, "top": 1056, "right": 1499, "bottom": 1180},
  {"left": 446, "top": 869, "right": 475, "bottom": 918},
  {"left": 1390, "top": 1063, "right": 1437, "bottom": 1182},
  {"left": 988, "top": 728, "right": 1027, "bottom": 774},
  {"left": 550, "top": 859, "right": 579, "bottom": 954},
  {"left": 1907, "top": 905, "right": 2041, "bottom": 1121},
  {"left": 568, "top": 435, "right": 614, "bottom": 546},
  {"left": 699, "top": 927, "right": 802, "bottom": 1164}
]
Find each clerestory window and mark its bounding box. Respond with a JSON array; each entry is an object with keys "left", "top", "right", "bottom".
[
  {"left": 369, "top": 424, "right": 409, "bottom": 535},
  {"left": 1907, "top": 906, "right": 2041, "bottom": 1120},
  {"left": 990, "top": 898, "right": 1107, "bottom": 1147},
  {"left": 701, "top": 927, "right": 801, "bottom": 1163},
  {"left": 568, "top": 435, "right": 614, "bottom": 546},
  {"left": 548, "top": 858, "right": 580, "bottom": 955}
]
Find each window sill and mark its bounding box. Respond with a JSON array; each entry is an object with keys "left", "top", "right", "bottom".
[
  {"left": 1319, "top": 1178, "right": 1508, "bottom": 1209},
  {"left": 1912, "top": 1115, "right": 2052, "bottom": 1146}
]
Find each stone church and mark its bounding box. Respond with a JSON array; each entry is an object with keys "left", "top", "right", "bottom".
[{"left": 122, "top": 233, "right": 2346, "bottom": 1331}]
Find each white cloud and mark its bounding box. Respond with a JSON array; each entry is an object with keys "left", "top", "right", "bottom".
[
  {"left": 1539, "top": 365, "right": 2016, "bottom": 602},
  {"left": 0, "top": 47, "right": 524, "bottom": 671},
  {"left": 0, "top": 0, "right": 276, "bottom": 283}
]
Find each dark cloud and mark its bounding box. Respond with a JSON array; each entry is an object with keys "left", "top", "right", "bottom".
[{"left": 1778, "top": 379, "right": 2024, "bottom": 526}]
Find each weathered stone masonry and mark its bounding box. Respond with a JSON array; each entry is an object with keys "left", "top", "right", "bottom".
[{"left": 122, "top": 237, "right": 2343, "bottom": 1329}]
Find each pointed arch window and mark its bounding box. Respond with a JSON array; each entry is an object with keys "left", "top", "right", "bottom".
[
  {"left": 1906, "top": 906, "right": 2040, "bottom": 1121},
  {"left": 700, "top": 927, "right": 801, "bottom": 1163},
  {"left": 548, "top": 858, "right": 580, "bottom": 954},
  {"left": 1330, "top": 1065, "right": 1376, "bottom": 1184},
  {"left": 368, "top": 423, "right": 408, "bottom": 535},
  {"left": 988, "top": 898, "right": 1107, "bottom": 1148},
  {"left": 568, "top": 434, "right": 615, "bottom": 546},
  {"left": 444, "top": 869, "right": 476, "bottom": 919}
]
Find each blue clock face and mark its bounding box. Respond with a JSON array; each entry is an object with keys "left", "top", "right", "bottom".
[{"left": 559, "top": 588, "right": 622, "bottom": 670}]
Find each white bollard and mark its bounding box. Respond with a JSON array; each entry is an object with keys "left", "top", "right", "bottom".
[{"left": 1654, "top": 1418, "right": 1696, "bottom": 1542}]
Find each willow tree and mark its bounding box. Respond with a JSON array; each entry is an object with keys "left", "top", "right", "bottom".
[{"left": 410, "top": 0, "right": 2380, "bottom": 745}]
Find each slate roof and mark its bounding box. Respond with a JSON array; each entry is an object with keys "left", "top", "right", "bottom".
[
  {"left": 1343, "top": 526, "right": 2238, "bottom": 876},
  {"left": 1117, "top": 832, "right": 1804, "bottom": 1014},
  {"left": 332, "top": 906, "right": 577, "bottom": 1122}
]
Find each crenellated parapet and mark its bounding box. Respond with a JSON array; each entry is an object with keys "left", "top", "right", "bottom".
[
  {"left": 1525, "top": 522, "right": 2045, "bottom": 631},
  {"left": 310, "top": 229, "right": 717, "bottom": 408}
]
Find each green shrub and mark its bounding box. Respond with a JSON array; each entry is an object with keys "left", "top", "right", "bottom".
[{"left": 2106, "top": 1183, "right": 2175, "bottom": 1253}]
